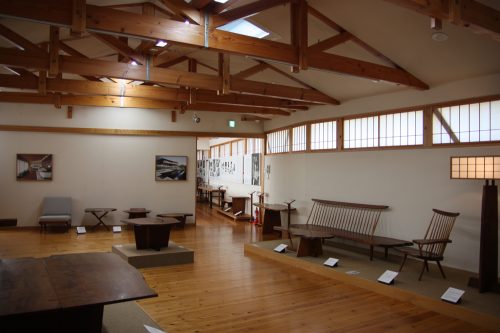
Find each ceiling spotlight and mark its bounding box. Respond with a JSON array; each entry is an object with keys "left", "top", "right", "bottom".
[
  {"left": 193, "top": 113, "right": 201, "bottom": 123},
  {"left": 130, "top": 61, "right": 138, "bottom": 66},
  {"left": 431, "top": 31, "right": 448, "bottom": 42},
  {"left": 184, "top": 19, "right": 190, "bottom": 25},
  {"left": 155, "top": 40, "right": 168, "bottom": 47},
  {"left": 430, "top": 17, "right": 448, "bottom": 42}
]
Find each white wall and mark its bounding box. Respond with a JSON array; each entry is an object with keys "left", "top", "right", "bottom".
[
  {"left": 262, "top": 73, "right": 500, "bottom": 273},
  {"left": 0, "top": 103, "right": 263, "bottom": 227},
  {"left": 0, "top": 131, "right": 196, "bottom": 226}
]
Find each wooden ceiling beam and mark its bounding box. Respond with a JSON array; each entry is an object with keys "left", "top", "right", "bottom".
[
  {"left": 233, "top": 63, "right": 268, "bottom": 79},
  {"left": 0, "top": 23, "right": 46, "bottom": 56},
  {"left": 187, "top": 103, "right": 290, "bottom": 116},
  {"left": 48, "top": 26, "right": 60, "bottom": 77},
  {"left": 71, "top": 0, "right": 86, "bottom": 36},
  {"left": 59, "top": 42, "right": 102, "bottom": 82},
  {"left": 0, "top": 91, "right": 182, "bottom": 109},
  {"left": 156, "top": 55, "right": 189, "bottom": 68},
  {"left": 230, "top": 77, "right": 339, "bottom": 104},
  {"left": 159, "top": 0, "right": 203, "bottom": 25},
  {"left": 91, "top": 33, "right": 145, "bottom": 64},
  {"left": 308, "top": 51, "right": 429, "bottom": 89},
  {"left": 154, "top": 49, "right": 195, "bottom": 67},
  {"left": 385, "top": 0, "right": 500, "bottom": 40},
  {"left": 195, "top": 89, "right": 309, "bottom": 109},
  {"left": 218, "top": 53, "right": 230, "bottom": 95},
  {"left": 212, "top": 0, "right": 289, "bottom": 27},
  {"left": 241, "top": 114, "right": 273, "bottom": 121},
  {"left": 308, "top": 32, "right": 353, "bottom": 53}
]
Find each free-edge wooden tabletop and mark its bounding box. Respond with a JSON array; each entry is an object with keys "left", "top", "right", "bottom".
[
  {"left": 0, "top": 252, "right": 157, "bottom": 316},
  {"left": 121, "top": 217, "right": 180, "bottom": 226}
]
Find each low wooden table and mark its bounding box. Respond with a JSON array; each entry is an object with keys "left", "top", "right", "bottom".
[
  {"left": 124, "top": 208, "right": 151, "bottom": 219},
  {"left": 156, "top": 213, "right": 193, "bottom": 228},
  {"left": 121, "top": 217, "right": 180, "bottom": 251},
  {"left": 198, "top": 186, "right": 226, "bottom": 208},
  {"left": 0, "top": 253, "right": 156, "bottom": 333},
  {"left": 84, "top": 208, "right": 117, "bottom": 230}
]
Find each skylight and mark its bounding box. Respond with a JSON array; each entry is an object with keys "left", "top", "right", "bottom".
[{"left": 217, "top": 19, "right": 269, "bottom": 39}]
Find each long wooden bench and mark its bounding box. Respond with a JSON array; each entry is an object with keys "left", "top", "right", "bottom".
[{"left": 274, "top": 199, "right": 412, "bottom": 260}]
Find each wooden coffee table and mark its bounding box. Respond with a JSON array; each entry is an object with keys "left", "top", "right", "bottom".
[
  {"left": 0, "top": 252, "right": 157, "bottom": 333},
  {"left": 121, "top": 217, "right": 181, "bottom": 251}
]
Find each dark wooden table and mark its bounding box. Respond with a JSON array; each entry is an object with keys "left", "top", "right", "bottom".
[
  {"left": 84, "top": 207, "right": 117, "bottom": 230},
  {"left": 198, "top": 186, "right": 226, "bottom": 208},
  {"left": 156, "top": 213, "right": 193, "bottom": 228},
  {"left": 123, "top": 208, "right": 151, "bottom": 219},
  {"left": 0, "top": 253, "right": 157, "bottom": 333},
  {"left": 254, "top": 203, "right": 296, "bottom": 235},
  {"left": 121, "top": 217, "right": 181, "bottom": 251}
]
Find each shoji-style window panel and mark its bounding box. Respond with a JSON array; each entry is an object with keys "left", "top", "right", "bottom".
[
  {"left": 292, "top": 125, "right": 307, "bottom": 151},
  {"left": 433, "top": 100, "right": 500, "bottom": 144},
  {"left": 247, "top": 138, "right": 263, "bottom": 154},
  {"left": 380, "top": 110, "right": 423, "bottom": 146},
  {"left": 210, "top": 146, "right": 219, "bottom": 158},
  {"left": 311, "top": 121, "right": 336, "bottom": 150},
  {"left": 344, "top": 116, "right": 378, "bottom": 149},
  {"left": 267, "top": 129, "right": 289, "bottom": 154}
]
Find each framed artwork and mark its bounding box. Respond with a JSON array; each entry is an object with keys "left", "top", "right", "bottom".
[
  {"left": 155, "top": 155, "right": 187, "bottom": 181},
  {"left": 16, "top": 154, "right": 53, "bottom": 181}
]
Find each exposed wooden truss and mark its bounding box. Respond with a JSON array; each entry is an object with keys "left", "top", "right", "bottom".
[{"left": 0, "top": 0, "right": 456, "bottom": 120}]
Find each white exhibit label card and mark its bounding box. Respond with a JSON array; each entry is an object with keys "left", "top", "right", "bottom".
[
  {"left": 76, "top": 226, "right": 86, "bottom": 234},
  {"left": 144, "top": 325, "right": 166, "bottom": 333},
  {"left": 112, "top": 226, "right": 122, "bottom": 233},
  {"left": 377, "top": 270, "right": 399, "bottom": 284},
  {"left": 323, "top": 257, "right": 339, "bottom": 267},
  {"left": 273, "top": 244, "right": 288, "bottom": 253},
  {"left": 441, "top": 287, "right": 465, "bottom": 303}
]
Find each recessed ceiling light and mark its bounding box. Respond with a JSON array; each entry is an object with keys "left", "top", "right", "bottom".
[
  {"left": 214, "top": 0, "right": 229, "bottom": 3},
  {"left": 184, "top": 19, "right": 190, "bottom": 25},
  {"left": 130, "top": 61, "right": 138, "bottom": 66},
  {"left": 155, "top": 40, "right": 168, "bottom": 47}
]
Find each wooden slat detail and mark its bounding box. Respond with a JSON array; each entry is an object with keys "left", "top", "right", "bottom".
[
  {"left": 212, "top": 0, "right": 289, "bottom": 27},
  {"left": 71, "top": 0, "right": 86, "bottom": 36},
  {"left": 91, "top": 33, "right": 145, "bottom": 64},
  {"left": 187, "top": 103, "right": 290, "bottom": 115},
  {"left": 231, "top": 78, "right": 340, "bottom": 104},
  {"left": 160, "top": 0, "right": 202, "bottom": 25},
  {"left": 307, "top": 51, "right": 429, "bottom": 90},
  {"left": 233, "top": 63, "right": 268, "bottom": 79},
  {"left": 308, "top": 32, "right": 353, "bottom": 53},
  {"left": 0, "top": 23, "right": 46, "bottom": 55}
]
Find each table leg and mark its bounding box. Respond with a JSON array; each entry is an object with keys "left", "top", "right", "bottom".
[
  {"left": 297, "top": 237, "right": 323, "bottom": 257},
  {"left": 262, "top": 209, "right": 281, "bottom": 235},
  {"left": 90, "top": 212, "right": 110, "bottom": 231}
]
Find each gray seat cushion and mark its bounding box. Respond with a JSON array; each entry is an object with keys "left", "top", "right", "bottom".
[{"left": 39, "top": 215, "right": 71, "bottom": 222}]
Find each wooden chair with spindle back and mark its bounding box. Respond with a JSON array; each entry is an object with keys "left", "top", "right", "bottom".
[{"left": 398, "top": 209, "right": 460, "bottom": 280}]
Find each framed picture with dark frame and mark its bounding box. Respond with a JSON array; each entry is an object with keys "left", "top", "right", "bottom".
[
  {"left": 155, "top": 155, "right": 187, "bottom": 181},
  {"left": 16, "top": 154, "right": 53, "bottom": 181}
]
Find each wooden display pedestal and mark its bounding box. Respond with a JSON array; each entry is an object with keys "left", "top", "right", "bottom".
[{"left": 217, "top": 196, "right": 251, "bottom": 221}]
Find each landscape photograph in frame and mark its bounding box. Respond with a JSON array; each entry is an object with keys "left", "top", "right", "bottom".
[{"left": 155, "top": 155, "right": 187, "bottom": 181}]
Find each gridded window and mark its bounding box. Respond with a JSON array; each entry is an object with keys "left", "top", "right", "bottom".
[
  {"left": 266, "top": 129, "right": 289, "bottom": 154},
  {"left": 247, "top": 138, "right": 263, "bottom": 154},
  {"left": 344, "top": 116, "right": 378, "bottom": 149},
  {"left": 231, "top": 141, "right": 239, "bottom": 156},
  {"left": 380, "top": 110, "right": 423, "bottom": 146},
  {"left": 197, "top": 150, "right": 208, "bottom": 160},
  {"left": 220, "top": 143, "right": 230, "bottom": 157},
  {"left": 433, "top": 100, "right": 500, "bottom": 144},
  {"left": 210, "top": 146, "right": 219, "bottom": 158},
  {"left": 292, "top": 125, "right": 307, "bottom": 151},
  {"left": 311, "top": 121, "right": 336, "bottom": 150}
]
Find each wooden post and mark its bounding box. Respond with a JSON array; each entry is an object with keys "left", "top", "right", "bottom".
[{"left": 67, "top": 106, "right": 73, "bottom": 119}]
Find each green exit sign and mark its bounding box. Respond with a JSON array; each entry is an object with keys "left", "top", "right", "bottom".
[{"left": 228, "top": 120, "right": 236, "bottom": 128}]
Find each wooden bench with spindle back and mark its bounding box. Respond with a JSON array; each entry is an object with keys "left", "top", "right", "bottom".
[{"left": 274, "top": 199, "right": 412, "bottom": 259}]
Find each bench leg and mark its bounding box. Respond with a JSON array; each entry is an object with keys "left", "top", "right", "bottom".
[
  {"left": 369, "top": 246, "right": 374, "bottom": 261},
  {"left": 297, "top": 238, "right": 323, "bottom": 257}
]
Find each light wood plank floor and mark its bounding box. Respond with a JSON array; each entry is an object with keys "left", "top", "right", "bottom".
[{"left": 0, "top": 204, "right": 493, "bottom": 333}]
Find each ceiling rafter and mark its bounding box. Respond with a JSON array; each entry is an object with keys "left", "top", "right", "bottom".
[
  {"left": 160, "top": 0, "right": 203, "bottom": 25},
  {"left": 0, "top": 23, "right": 46, "bottom": 56},
  {"left": 91, "top": 33, "right": 145, "bottom": 64},
  {"left": 59, "top": 42, "right": 103, "bottom": 82},
  {"left": 384, "top": 0, "right": 500, "bottom": 41},
  {"left": 0, "top": 0, "right": 428, "bottom": 90}
]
